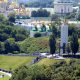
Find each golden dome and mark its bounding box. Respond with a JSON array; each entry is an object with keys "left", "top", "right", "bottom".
[
  {"left": 0, "top": 0, "right": 8, "bottom": 3},
  {"left": 4, "top": 0, "right": 8, "bottom": 2}
]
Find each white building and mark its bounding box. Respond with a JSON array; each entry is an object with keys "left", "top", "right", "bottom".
[{"left": 54, "top": 0, "right": 74, "bottom": 14}]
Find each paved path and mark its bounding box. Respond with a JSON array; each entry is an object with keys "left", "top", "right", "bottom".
[{"left": 0, "top": 71, "right": 12, "bottom": 77}]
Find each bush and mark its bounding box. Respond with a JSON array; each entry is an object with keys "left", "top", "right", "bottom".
[
  {"left": 10, "top": 59, "right": 80, "bottom": 80},
  {"left": 13, "top": 51, "right": 19, "bottom": 54},
  {"left": 19, "top": 37, "right": 49, "bottom": 54}
]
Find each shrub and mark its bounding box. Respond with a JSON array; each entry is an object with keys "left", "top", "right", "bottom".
[
  {"left": 10, "top": 59, "right": 80, "bottom": 80},
  {"left": 19, "top": 37, "right": 49, "bottom": 54},
  {"left": 34, "top": 33, "right": 41, "bottom": 38}
]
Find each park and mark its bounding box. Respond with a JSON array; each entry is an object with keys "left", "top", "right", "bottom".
[{"left": 0, "top": 0, "right": 80, "bottom": 80}]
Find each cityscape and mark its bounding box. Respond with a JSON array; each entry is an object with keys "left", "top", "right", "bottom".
[{"left": 0, "top": 0, "right": 80, "bottom": 80}]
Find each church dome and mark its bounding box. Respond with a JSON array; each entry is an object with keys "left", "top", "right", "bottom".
[
  {"left": 54, "top": 0, "right": 74, "bottom": 3},
  {"left": 0, "top": 0, "right": 8, "bottom": 3}
]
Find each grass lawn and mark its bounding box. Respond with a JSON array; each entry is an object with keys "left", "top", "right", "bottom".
[
  {"left": 0, "top": 76, "right": 10, "bottom": 80},
  {"left": 0, "top": 56, "right": 35, "bottom": 71}
]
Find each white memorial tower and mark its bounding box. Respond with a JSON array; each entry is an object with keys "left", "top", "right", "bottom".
[{"left": 61, "top": 20, "right": 68, "bottom": 53}]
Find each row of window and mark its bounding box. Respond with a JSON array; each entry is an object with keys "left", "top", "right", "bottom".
[{"left": 58, "top": 2, "right": 72, "bottom": 3}]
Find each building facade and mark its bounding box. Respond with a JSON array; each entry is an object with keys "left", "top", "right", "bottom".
[{"left": 54, "top": 0, "right": 74, "bottom": 14}]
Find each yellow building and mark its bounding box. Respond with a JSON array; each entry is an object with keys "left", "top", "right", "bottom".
[
  {"left": 14, "top": 5, "right": 30, "bottom": 16},
  {"left": 14, "top": 7, "right": 30, "bottom": 16},
  {"left": 9, "top": 1, "right": 19, "bottom": 9}
]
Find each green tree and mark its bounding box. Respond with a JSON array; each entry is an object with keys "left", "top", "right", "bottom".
[
  {"left": 70, "top": 33, "right": 79, "bottom": 55},
  {"left": 34, "top": 26, "right": 38, "bottom": 31},
  {"left": 63, "top": 43, "right": 66, "bottom": 53},
  {"left": 68, "top": 24, "right": 76, "bottom": 36},
  {"left": 8, "top": 12, "right": 16, "bottom": 23},
  {"left": 51, "top": 14, "right": 59, "bottom": 21},
  {"left": 41, "top": 24, "right": 46, "bottom": 32},
  {"left": 4, "top": 40, "right": 11, "bottom": 54},
  {"left": 15, "top": 34, "right": 26, "bottom": 41},
  {"left": 0, "top": 41, "right": 2, "bottom": 53},
  {"left": 4, "top": 38, "right": 20, "bottom": 54},
  {"left": 78, "top": 29, "right": 80, "bottom": 38},
  {"left": 49, "top": 34, "right": 56, "bottom": 56},
  {"left": 51, "top": 23, "right": 57, "bottom": 37},
  {"left": 77, "top": 13, "right": 80, "bottom": 21},
  {"left": 0, "top": 33, "right": 9, "bottom": 41},
  {"left": 31, "top": 8, "right": 50, "bottom": 17},
  {"left": 66, "top": 44, "right": 71, "bottom": 55},
  {"left": 0, "top": 14, "right": 5, "bottom": 22}
]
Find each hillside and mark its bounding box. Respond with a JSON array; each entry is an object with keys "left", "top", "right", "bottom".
[{"left": 19, "top": 37, "right": 49, "bottom": 54}]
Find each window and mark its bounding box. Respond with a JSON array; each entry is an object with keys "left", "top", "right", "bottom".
[
  {"left": 68, "top": 8, "right": 69, "bottom": 12},
  {"left": 61, "top": 9, "right": 63, "bottom": 13}
]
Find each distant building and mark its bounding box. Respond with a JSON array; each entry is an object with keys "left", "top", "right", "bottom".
[
  {"left": 0, "top": 0, "right": 7, "bottom": 12},
  {"left": 54, "top": 0, "right": 74, "bottom": 15},
  {"left": 0, "top": 0, "right": 14, "bottom": 17}
]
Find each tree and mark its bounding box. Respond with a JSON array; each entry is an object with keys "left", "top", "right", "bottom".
[
  {"left": 8, "top": 12, "right": 16, "bottom": 23},
  {"left": 51, "top": 23, "right": 57, "bottom": 37},
  {"left": 78, "top": 29, "right": 80, "bottom": 38},
  {"left": 35, "top": 26, "right": 38, "bottom": 31},
  {"left": 31, "top": 11, "right": 37, "bottom": 17},
  {"left": 77, "top": 13, "right": 80, "bottom": 21},
  {"left": 41, "top": 24, "right": 46, "bottom": 32},
  {"left": 66, "top": 44, "right": 71, "bottom": 55},
  {"left": 65, "top": 13, "right": 76, "bottom": 19},
  {"left": 15, "top": 34, "right": 26, "bottom": 41},
  {"left": 0, "top": 14, "right": 5, "bottom": 22},
  {"left": 68, "top": 24, "right": 76, "bottom": 36},
  {"left": 0, "top": 41, "right": 2, "bottom": 53},
  {"left": 31, "top": 8, "right": 50, "bottom": 17},
  {"left": 51, "top": 14, "right": 59, "bottom": 21},
  {"left": 0, "top": 33, "right": 9, "bottom": 41},
  {"left": 4, "top": 40, "right": 11, "bottom": 54},
  {"left": 4, "top": 38, "right": 20, "bottom": 54},
  {"left": 49, "top": 34, "right": 56, "bottom": 56},
  {"left": 70, "top": 33, "right": 79, "bottom": 55},
  {"left": 63, "top": 43, "right": 66, "bottom": 53}
]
